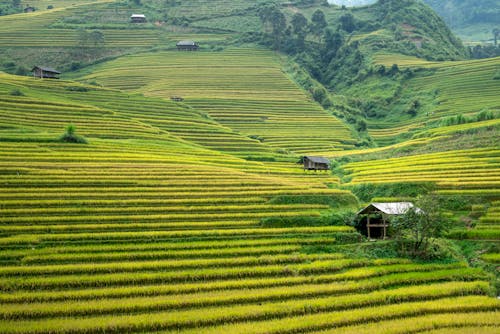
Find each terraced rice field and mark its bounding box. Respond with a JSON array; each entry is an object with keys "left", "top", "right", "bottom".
[
  {"left": 2, "top": 0, "right": 500, "bottom": 324},
  {"left": 367, "top": 55, "right": 500, "bottom": 145},
  {"left": 342, "top": 148, "right": 500, "bottom": 197},
  {"left": 1, "top": 51, "right": 499, "bottom": 332},
  {"left": 73, "top": 49, "right": 357, "bottom": 153},
  {"left": 0, "top": 1, "right": 229, "bottom": 48}
]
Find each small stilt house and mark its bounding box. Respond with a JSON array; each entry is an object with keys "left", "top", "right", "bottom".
[
  {"left": 31, "top": 66, "right": 61, "bottom": 79},
  {"left": 130, "top": 14, "right": 146, "bottom": 23},
  {"left": 303, "top": 156, "right": 330, "bottom": 171},
  {"left": 357, "top": 202, "right": 420, "bottom": 240},
  {"left": 24, "top": 6, "right": 36, "bottom": 13},
  {"left": 176, "top": 40, "right": 199, "bottom": 51}
]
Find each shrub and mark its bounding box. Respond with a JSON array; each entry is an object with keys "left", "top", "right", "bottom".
[
  {"left": 65, "top": 86, "right": 89, "bottom": 92},
  {"left": 391, "top": 195, "right": 453, "bottom": 259},
  {"left": 9, "top": 89, "right": 24, "bottom": 96},
  {"left": 493, "top": 69, "right": 500, "bottom": 80},
  {"left": 59, "top": 124, "right": 88, "bottom": 144},
  {"left": 261, "top": 210, "right": 357, "bottom": 228},
  {"left": 346, "top": 182, "right": 436, "bottom": 202},
  {"left": 269, "top": 194, "right": 358, "bottom": 208},
  {"left": 14, "top": 66, "right": 28, "bottom": 76}
]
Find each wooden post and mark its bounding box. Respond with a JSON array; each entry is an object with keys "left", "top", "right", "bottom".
[
  {"left": 382, "top": 215, "right": 387, "bottom": 240},
  {"left": 367, "top": 215, "right": 371, "bottom": 239}
]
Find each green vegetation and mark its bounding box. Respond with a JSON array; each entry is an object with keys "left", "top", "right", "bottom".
[
  {"left": 0, "top": 0, "right": 499, "bottom": 332},
  {"left": 59, "top": 124, "right": 87, "bottom": 144}
]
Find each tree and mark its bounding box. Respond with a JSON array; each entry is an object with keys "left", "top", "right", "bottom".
[
  {"left": 271, "top": 10, "right": 286, "bottom": 42},
  {"left": 391, "top": 195, "right": 452, "bottom": 258},
  {"left": 311, "top": 9, "right": 327, "bottom": 36},
  {"left": 323, "top": 29, "right": 344, "bottom": 64},
  {"left": 89, "top": 30, "right": 104, "bottom": 47},
  {"left": 77, "top": 28, "right": 89, "bottom": 48},
  {"left": 291, "top": 13, "right": 307, "bottom": 35},
  {"left": 493, "top": 28, "right": 499, "bottom": 46},
  {"left": 339, "top": 13, "right": 356, "bottom": 33},
  {"left": 291, "top": 13, "right": 308, "bottom": 52},
  {"left": 258, "top": 4, "right": 277, "bottom": 33}
]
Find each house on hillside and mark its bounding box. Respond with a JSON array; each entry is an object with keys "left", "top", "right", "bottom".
[
  {"left": 130, "top": 14, "right": 146, "bottom": 23},
  {"left": 24, "top": 6, "right": 36, "bottom": 13},
  {"left": 176, "top": 40, "right": 199, "bottom": 51},
  {"left": 357, "top": 202, "right": 421, "bottom": 240},
  {"left": 303, "top": 156, "right": 331, "bottom": 171},
  {"left": 31, "top": 66, "right": 61, "bottom": 79}
]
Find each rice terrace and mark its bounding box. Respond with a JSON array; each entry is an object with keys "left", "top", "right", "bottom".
[{"left": 0, "top": 0, "right": 499, "bottom": 333}]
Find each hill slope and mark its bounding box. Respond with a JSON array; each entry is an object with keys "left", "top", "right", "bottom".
[{"left": 0, "top": 0, "right": 499, "bottom": 332}]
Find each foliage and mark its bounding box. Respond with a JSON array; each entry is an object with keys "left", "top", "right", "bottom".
[
  {"left": 9, "top": 88, "right": 24, "bottom": 96},
  {"left": 261, "top": 214, "right": 353, "bottom": 228},
  {"left": 346, "top": 182, "right": 436, "bottom": 203},
  {"left": 0, "top": 0, "right": 22, "bottom": 16},
  {"left": 268, "top": 194, "right": 358, "bottom": 208},
  {"left": 391, "top": 195, "right": 453, "bottom": 258},
  {"left": 59, "top": 124, "right": 88, "bottom": 144}
]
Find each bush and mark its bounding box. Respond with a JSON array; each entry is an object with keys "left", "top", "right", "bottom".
[
  {"left": 59, "top": 124, "right": 87, "bottom": 144},
  {"left": 391, "top": 195, "right": 453, "bottom": 259},
  {"left": 494, "top": 69, "right": 500, "bottom": 80},
  {"left": 261, "top": 210, "right": 357, "bottom": 228},
  {"left": 14, "top": 66, "right": 28, "bottom": 76},
  {"left": 9, "top": 89, "right": 24, "bottom": 96},
  {"left": 245, "top": 156, "right": 276, "bottom": 162},
  {"left": 346, "top": 182, "right": 436, "bottom": 202},
  {"left": 65, "top": 86, "right": 89, "bottom": 92},
  {"left": 269, "top": 194, "right": 358, "bottom": 208}
]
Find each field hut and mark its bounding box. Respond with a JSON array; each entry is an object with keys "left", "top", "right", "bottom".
[
  {"left": 303, "top": 156, "right": 330, "bottom": 171},
  {"left": 130, "top": 14, "right": 146, "bottom": 23},
  {"left": 31, "top": 66, "right": 61, "bottom": 79},
  {"left": 170, "top": 96, "right": 184, "bottom": 102},
  {"left": 176, "top": 40, "right": 199, "bottom": 51},
  {"left": 24, "top": 6, "right": 36, "bottom": 13},
  {"left": 357, "top": 202, "right": 420, "bottom": 240}
]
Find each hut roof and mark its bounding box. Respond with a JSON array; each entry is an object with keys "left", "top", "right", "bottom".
[
  {"left": 177, "top": 40, "right": 197, "bottom": 46},
  {"left": 131, "top": 14, "right": 146, "bottom": 18},
  {"left": 357, "top": 202, "right": 421, "bottom": 215},
  {"left": 304, "top": 156, "right": 330, "bottom": 164},
  {"left": 31, "top": 66, "right": 61, "bottom": 74}
]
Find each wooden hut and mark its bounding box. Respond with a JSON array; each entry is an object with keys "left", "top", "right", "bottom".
[
  {"left": 176, "top": 40, "right": 199, "bottom": 51},
  {"left": 31, "top": 66, "right": 61, "bottom": 79},
  {"left": 170, "top": 96, "right": 184, "bottom": 102},
  {"left": 24, "top": 6, "right": 36, "bottom": 13},
  {"left": 303, "top": 156, "right": 330, "bottom": 171},
  {"left": 130, "top": 14, "right": 146, "bottom": 23},
  {"left": 357, "top": 202, "right": 420, "bottom": 240}
]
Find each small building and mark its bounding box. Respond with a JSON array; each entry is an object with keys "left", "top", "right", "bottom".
[
  {"left": 31, "top": 66, "right": 61, "bottom": 79},
  {"left": 170, "top": 96, "right": 184, "bottom": 102},
  {"left": 177, "top": 40, "right": 199, "bottom": 51},
  {"left": 357, "top": 202, "right": 420, "bottom": 240},
  {"left": 24, "top": 6, "right": 36, "bottom": 13},
  {"left": 130, "top": 14, "right": 146, "bottom": 23},
  {"left": 303, "top": 156, "right": 330, "bottom": 171}
]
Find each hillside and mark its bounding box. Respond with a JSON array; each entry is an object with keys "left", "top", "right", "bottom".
[
  {"left": 423, "top": 0, "right": 500, "bottom": 43},
  {"left": 0, "top": 0, "right": 499, "bottom": 332},
  {"left": 328, "top": 0, "right": 499, "bottom": 43}
]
